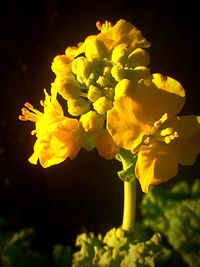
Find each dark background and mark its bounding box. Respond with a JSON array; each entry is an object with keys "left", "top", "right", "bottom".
[{"left": 0, "top": 0, "right": 200, "bottom": 256}]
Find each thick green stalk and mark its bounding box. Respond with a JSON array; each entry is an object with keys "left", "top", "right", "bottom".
[
  {"left": 118, "top": 149, "right": 136, "bottom": 231},
  {"left": 122, "top": 180, "right": 136, "bottom": 231}
]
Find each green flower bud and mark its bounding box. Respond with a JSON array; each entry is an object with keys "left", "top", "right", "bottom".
[
  {"left": 84, "top": 78, "right": 95, "bottom": 87},
  {"left": 96, "top": 75, "right": 109, "bottom": 87},
  {"left": 54, "top": 74, "right": 81, "bottom": 100},
  {"left": 80, "top": 111, "right": 104, "bottom": 133},
  {"left": 128, "top": 48, "right": 150, "bottom": 68},
  {"left": 111, "top": 63, "right": 125, "bottom": 82},
  {"left": 128, "top": 66, "right": 150, "bottom": 83},
  {"left": 87, "top": 85, "right": 102, "bottom": 102},
  {"left": 72, "top": 57, "right": 91, "bottom": 84},
  {"left": 103, "top": 65, "right": 112, "bottom": 78},
  {"left": 78, "top": 58, "right": 91, "bottom": 82},
  {"left": 102, "top": 87, "right": 114, "bottom": 100},
  {"left": 85, "top": 38, "right": 108, "bottom": 60},
  {"left": 82, "top": 133, "right": 96, "bottom": 151},
  {"left": 51, "top": 55, "right": 71, "bottom": 75},
  {"left": 71, "top": 57, "right": 81, "bottom": 75},
  {"left": 114, "top": 79, "right": 134, "bottom": 100},
  {"left": 111, "top": 44, "right": 128, "bottom": 64},
  {"left": 93, "top": 96, "right": 113, "bottom": 114},
  {"left": 67, "top": 98, "right": 91, "bottom": 116}
]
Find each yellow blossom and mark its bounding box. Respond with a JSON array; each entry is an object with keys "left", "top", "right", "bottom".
[
  {"left": 107, "top": 73, "right": 200, "bottom": 192},
  {"left": 95, "top": 19, "right": 150, "bottom": 51},
  {"left": 19, "top": 89, "right": 84, "bottom": 167},
  {"left": 95, "top": 130, "right": 120, "bottom": 159}
]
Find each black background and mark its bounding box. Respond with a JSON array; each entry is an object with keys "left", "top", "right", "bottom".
[{"left": 0, "top": 0, "right": 200, "bottom": 256}]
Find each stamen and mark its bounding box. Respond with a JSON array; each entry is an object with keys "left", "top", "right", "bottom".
[
  {"left": 19, "top": 102, "right": 42, "bottom": 122},
  {"left": 144, "top": 136, "right": 151, "bottom": 145},
  {"left": 151, "top": 113, "right": 168, "bottom": 135},
  {"left": 160, "top": 113, "right": 168, "bottom": 123},
  {"left": 96, "top": 20, "right": 112, "bottom": 32},
  {"left": 160, "top": 127, "right": 174, "bottom": 136},
  {"left": 146, "top": 113, "right": 179, "bottom": 146}
]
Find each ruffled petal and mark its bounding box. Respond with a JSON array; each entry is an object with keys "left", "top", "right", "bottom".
[
  {"left": 96, "top": 19, "right": 150, "bottom": 50},
  {"left": 96, "top": 130, "right": 120, "bottom": 159},
  {"left": 29, "top": 118, "right": 84, "bottom": 168},
  {"left": 169, "top": 115, "right": 200, "bottom": 165},
  {"left": 131, "top": 73, "right": 185, "bottom": 124},
  {"left": 79, "top": 19, "right": 150, "bottom": 54},
  {"left": 107, "top": 96, "right": 149, "bottom": 151},
  {"left": 135, "top": 143, "right": 178, "bottom": 193}
]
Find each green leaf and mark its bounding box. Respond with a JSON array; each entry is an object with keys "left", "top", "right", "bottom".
[
  {"left": 72, "top": 227, "right": 161, "bottom": 267},
  {"left": 53, "top": 245, "right": 72, "bottom": 267},
  {"left": 0, "top": 226, "right": 48, "bottom": 267},
  {"left": 141, "top": 179, "right": 200, "bottom": 267},
  {"left": 116, "top": 149, "right": 137, "bottom": 182},
  {"left": 117, "top": 161, "right": 136, "bottom": 182}
]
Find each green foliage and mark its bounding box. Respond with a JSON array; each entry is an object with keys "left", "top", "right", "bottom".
[
  {"left": 141, "top": 179, "right": 200, "bottom": 267},
  {"left": 53, "top": 244, "right": 72, "bottom": 267},
  {"left": 116, "top": 149, "right": 137, "bottom": 182},
  {"left": 0, "top": 219, "right": 48, "bottom": 267},
  {"left": 72, "top": 227, "right": 161, "bottom": 267}
]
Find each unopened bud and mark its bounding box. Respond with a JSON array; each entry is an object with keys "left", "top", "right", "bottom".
[
  {"left": 93, "top": 96, "right": 113, "bottom": 114},
  {"left": 54, "top": 75, "right": 81, "bottom": 100},
  {"left": 96, "top": 75, "right": 109, "bottom": 87},
  {"left": 102, "top": 87, "right": 114, "bottom": 100},
  {"left": 111, "top": 44, "right": 128, "bottom": 64},
  {"left": 72, "top": 57, "right": 91, "bottom": 84},
  {"left": 51, "top": 55, "right": 71, "bottom": 75},
  {"left": 87, "top": 85, "right": 102, "bottom": 102},
  {"left": 85, "top": 38, "right": 108, "bottom": 60},
  {"left": 111, "top": 63, "right": 125, "bottom": 82},
  {"left": 128, "top": 48, "right": 150, "bottom": 68},
  {"left": 80, "top": 111, "right": 104, "bottom": 133},
  {"left": 67, "top": 98, "right": 91, "bottom": 116}
]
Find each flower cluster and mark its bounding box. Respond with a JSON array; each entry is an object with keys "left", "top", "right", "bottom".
[{"left": 19, "top": 19, "right": 200, "bottom": 192}]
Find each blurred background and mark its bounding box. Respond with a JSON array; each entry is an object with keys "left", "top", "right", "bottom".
[{"left": 0, "top": 0, "right": 200, "bottom": 258}]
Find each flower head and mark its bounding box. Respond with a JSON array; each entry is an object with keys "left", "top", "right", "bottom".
[
  {"left": 19, "top": 89, "right": 84, "bottom": 167},
  {"left": 46, "top": 19, "right": 150, "bottom": 160},
  {"left": 107, "top": 74, "right": 200, "bottom": 192}
]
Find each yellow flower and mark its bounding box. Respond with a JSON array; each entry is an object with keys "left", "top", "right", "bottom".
[
  {"left": 107, "top": 73, "right": 200, "bottom": 192},
  {"left": 75, "top": 19, "right": 150, "bottom": 59},
  {"left": 95, "top": 19, "right": 150, "bottom": 51},
  {"left": 19, "top": 89, "right": 84, "bottom": 168},
  {"left": 95, "top": 130, "right": 120, "bottom": 159}
]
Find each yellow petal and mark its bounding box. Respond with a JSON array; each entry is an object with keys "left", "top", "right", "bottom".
[
  {"left": 51, "top": 55, "right": 72, "bottom": 76},
  {"left": 96, "top": 130, "right": 120, "bottom": 159},
  {"left": 29, "top": 118, "right": 83, "bottom": 168},
  {"left": 132, "top": 73, "right": 185, "bottom": 124},
  {"left": 96, "top": 19, "right": 150, "bottom": 50},
  {"left": 56, "top": 118, "right": 84, "bottom": 160},
  {"left": 107, "top": 96, "right": 148, "bottom": 151},
  {"left": 135, "top": 143, "right": 178, "bottom": 193},
  {"left": 169, "top": 115, "right": 200, "bottom": 165},
  {"left": 114, "top": 79, "right": 135, "bottom": 100}
]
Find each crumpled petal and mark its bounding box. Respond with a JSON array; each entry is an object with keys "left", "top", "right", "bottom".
[
  {"left": 29, "top": 118, "right": 84, "bottom": 167},
  {"left": 78, "top": 19, "right": 150, "bottom": 55},
  {"left": 95, "top": 130, "right": 120, "bottom": 159},
  {"left": 169, "top": 115, "right": 200, "bottom": 165},
  {"left": 132, "top": 73, "right": 185, "bottom": 124},
  {"left": 135, "top": 143, "right": 179, "bottom": 193},
  {"left": 107, "top": 96, "right": 149, "bottom": 151},
  {"left": 96, "top": 19, "right": 150, "bottom": 50}
]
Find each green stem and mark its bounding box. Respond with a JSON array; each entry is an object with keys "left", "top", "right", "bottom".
[
  {"left": 118, "top": 149, "right": 137, "bottom": 231},
  {"left": 122, "top": 180, "right": 136, "bottom": 231}
]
